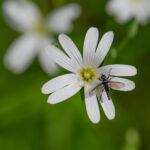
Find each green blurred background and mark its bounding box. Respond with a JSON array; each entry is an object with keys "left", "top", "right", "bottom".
[{"left": 0, "top": 0, "right": 150, "bottom": 150}]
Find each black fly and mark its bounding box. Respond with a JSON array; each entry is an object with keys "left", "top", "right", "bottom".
[
  {"left": 89, "top": 69, "right": 125, "bottom": 101},
  {"left": 99, "top": 74, "right": 111, "bottom": 100}
]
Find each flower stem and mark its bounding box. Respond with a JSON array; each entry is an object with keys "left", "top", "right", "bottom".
[{"left": 104, "top": 19, "right": 139, "bottom": 65}]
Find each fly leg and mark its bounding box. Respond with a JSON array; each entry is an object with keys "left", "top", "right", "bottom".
[
  {"left": 96, "top": 88, "right": 104, "bottom": 103},
  {"left": 107, "top": 68, "right": 112, "bottom": 80},
  {"left": 105, "top": 84, "right": 111, "bottom": 100}
]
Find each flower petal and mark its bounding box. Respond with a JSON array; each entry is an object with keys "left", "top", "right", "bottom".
[
  {"left": 95, "top": 31, "right": 114, "bottom": 67},
  {"left": 42, "top": 73, "right": 77, "bottom": 94},
  {"left": 85, "top": 86, "right": 100, "bottom": 123},
  {"left": 135, "top": 5, "right": 150, "bottom": 24},
  {"left": 4, "top": 33, "right": 39, "bottom": 74},
  {"left": 3, "top": 0, "right": 41, "bottom": 32},
  {"left": 47, "top": 3, "right": 81, "bottom": 33},
  {"left": 58, "top": 34, "right": 82, "bottom": 69},
  {"left": 83, "top": 27, "right": 99, "bottom": 66},
  {"left": 45, "top": 45, "right": 79, "bottom": 73},
  {"left": 110, "top": 77, "right": 135, "bottom": 91},
  {"left": 98, "top": 64, "right": 137, "bottom": 76},
  {"left": 38, "top": 37, "right": 59, "bottom": 75},
  {"left": 47, "top": 81, "right": 81, "bottom": 104},
  {"left": 100, "top": 91, "right": 115, "bottom": 120},
  {"left": 39, "top": 50, "right": 59, "bottom": 76},
  {"left": 106, "top": 0, "right": 132, "bottom": 24}
]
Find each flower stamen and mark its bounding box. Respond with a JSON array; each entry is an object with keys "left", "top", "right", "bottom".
[{"left": 78, "top": 66, "right": 96, "bottom": 83}]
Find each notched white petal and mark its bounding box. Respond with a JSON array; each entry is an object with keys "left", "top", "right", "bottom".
[
  {"left": 85, "top": 96, "right": 100, "bottom": 124},
  {"left": 47, "top": 82, "right": 81, "bottom": 104},
  {"left": 47, "top": 3, "right": 81, "bottom": 33},
  {"left": 110, "top": 77, "right": 135, "bottom": 91},
  {"left": 41, "top": 74, "right": 77, "bottom": 94},
  {"left": 38, "top": 37, "right": 59, "bottom": 75},
  {"left": 45, "top": 45, "right": 77, "bottom": 73},
  {"left": 83, "top": 27, "right": 99, "bottom": 66},
  {"left": 3, "top": 0, "right": 41, "bottom": 31},
  {"left": 100, "top": 91, "right": 115, "bottom": 120},
  {"left": 39, "top": 50, "right": 59, "bottom": 75},
  {"left": 98, "top": 64, "right": 137, "bottom": 77},
  {"left": 95, "top": 31, "right": 114, "bottom": 67},
  {"left": 4, "top": 34, "right": 39, "bottom": 74},
  {"left": 85, "top": 86, "right": 100, "bottom": 123},
  {"left": 58, "top": 33, "right": 82, "bottom": 68}
]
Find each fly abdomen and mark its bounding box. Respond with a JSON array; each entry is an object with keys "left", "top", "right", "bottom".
[{"left": 104, "top": 83, "right": 111, "bottom": 100}]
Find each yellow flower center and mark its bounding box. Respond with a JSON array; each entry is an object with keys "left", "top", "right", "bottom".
[
  {"left": 34, "top": 22, "right": 48, "bottom": 35},
  {"left": 78, "top": 66, "right": 96, "bottom": 83}
]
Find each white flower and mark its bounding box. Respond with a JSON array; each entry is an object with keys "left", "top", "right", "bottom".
[
  {"left": 3, "top": 0, "right": 81, "bottom": 75},
  {"left": 42, "top": 27, "right": 137, "bottom": 123},
  {"left": 106, "top": 0, "right": 150, "bottom": 24}
]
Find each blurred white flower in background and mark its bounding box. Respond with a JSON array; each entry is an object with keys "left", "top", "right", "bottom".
[
  {"left": 3, "top": 0, "right": 81, "bottom": 75},
  {"left": 42, "top": 27, "right": 137, "bottom": 124},
  {"left": 106, "top": 0, "right": 150, "bottom": 24}
]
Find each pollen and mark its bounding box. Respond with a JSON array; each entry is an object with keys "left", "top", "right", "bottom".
[{"left": 78, "top": 66, "right": 96, "bottom": 83}]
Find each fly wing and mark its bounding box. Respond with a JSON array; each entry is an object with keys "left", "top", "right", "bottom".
[
  {"left": 96, "top": 86, "right": 104, "bottom": 101},
  {"left": 108, "top": 81, "right": 125, "bottom": 90},
  {"left": 89, "top": 83, "right": 103, "bottom": 97}
]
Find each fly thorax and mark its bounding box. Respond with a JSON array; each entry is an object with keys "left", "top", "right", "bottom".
[{"left": 103, "top": 80, "right": 108, "bottom": 84}]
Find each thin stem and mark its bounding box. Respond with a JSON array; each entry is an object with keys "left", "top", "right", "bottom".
[{"left": 103, "top": 19, "right": 139, "bottom": 65}]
